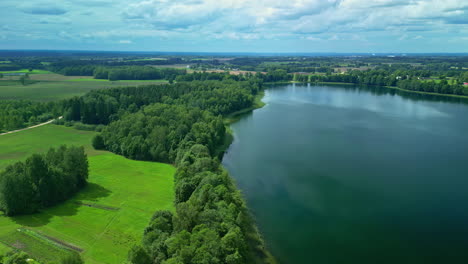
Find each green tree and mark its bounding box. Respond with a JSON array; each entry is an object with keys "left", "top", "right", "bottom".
[
  {"left": 60, "top": 252, "right": 84, "bottom": 264},
  {"left": 128, "top": 245, "right": 151, "bottom": 264},
  {"left": 92, "top": 134, "right": 106, "bottom": 150}
]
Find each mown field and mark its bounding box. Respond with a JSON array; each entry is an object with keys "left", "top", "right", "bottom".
[
  {"left": 0, "top": 124, "right": 175, "bottom": 263},
  {"left": 0, "top": 73, "right": 167, "bottom": 101}
]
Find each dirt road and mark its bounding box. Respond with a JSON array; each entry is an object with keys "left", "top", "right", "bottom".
[{"left": 0, "top": 116, "right": 63, "bottom": 136}]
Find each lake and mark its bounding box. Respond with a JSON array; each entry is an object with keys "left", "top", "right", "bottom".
[{"left": 222, "top": 84, "right": 468, "bottom": 264}]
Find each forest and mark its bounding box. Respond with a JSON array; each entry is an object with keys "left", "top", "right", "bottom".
[
  {"left": 60, "top": 79, "right": 272, "bottom": 263},
  {"left": 0, "top": 145, "right": 88, "bottom": 216}
]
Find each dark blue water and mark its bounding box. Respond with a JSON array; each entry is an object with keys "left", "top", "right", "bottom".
[{"left": 222, "top": 84, "right": 468, "bottom": 264}]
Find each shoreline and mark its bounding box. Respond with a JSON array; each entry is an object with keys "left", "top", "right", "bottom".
[
  {"left": 219, "top": 89, "right": 277, "bottom": 264},
  {"left": 277, "top": 80, "right": 468, "bottom": 100}
]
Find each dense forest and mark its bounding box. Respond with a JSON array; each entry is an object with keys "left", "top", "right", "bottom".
[
  {"left": 65, "top": 79, "right": 273, "bottom": 263},
  {"left": 129, "top": 144, "right": 269, "bottom": 264},
  {"left": 0, "top": 145, "right": 88, "bottom": 216},
  {"left": 62, "top": 80, "right": 260, "bottom": 125}
]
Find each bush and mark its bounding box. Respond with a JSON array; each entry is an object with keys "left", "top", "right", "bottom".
[
  {"left": 92, "top": 134, "right": 105, "bottom": 150},
  {"left": 60, "top": 252, "right": 84, "bottom": 264}
]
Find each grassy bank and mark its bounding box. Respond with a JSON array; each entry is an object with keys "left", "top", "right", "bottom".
[{"left": 0, "top": 124, "right": 175, "bottom": 263}]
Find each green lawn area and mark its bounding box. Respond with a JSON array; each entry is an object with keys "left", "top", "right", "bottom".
[
  {"left": 0, "top": 125, "right": 98, "bottom": 170},
  {"left": 0, "top": 78, "right": 167, "bottom": 101},
  {"left": 0, "top": 124, "right": 175, "bottom": 263}
]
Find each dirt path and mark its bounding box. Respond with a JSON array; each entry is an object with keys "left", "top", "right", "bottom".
[{"left": 0, "top": 116, "right": 63, "bottom": 136}]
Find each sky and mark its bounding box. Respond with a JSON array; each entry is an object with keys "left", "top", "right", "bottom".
[{"left": 0, "top": 0, "right": 467, "bottom": 53}]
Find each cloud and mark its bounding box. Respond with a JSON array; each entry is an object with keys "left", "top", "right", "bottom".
[
  {"left": 38, "top": 17, "right": 71, "bottom": 25},
  {"left": 1, "top": 0, "right": 468, "bottom": 52},
  {"left": 119, "top": 40, "right": 132, "bottom": 44},
  {"left": 122, "top": 0, "right": 339, "bottom": 31},
  {"left": 69, "top": 0, "right": 114, "bottom": 7},
  {"left": 20, "top": 4, "right": 68, "bottom": 15}
]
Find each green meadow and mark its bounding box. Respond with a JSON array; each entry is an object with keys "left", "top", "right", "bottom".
[
  {"left": 0, "top": 69, "right": 52, "bottom": 74},
  {"left": 0, "top": 74, "right": 167, "bottom": 101},
  {"left": 0, "top": 125, "right": 175, "bottom": 263}
]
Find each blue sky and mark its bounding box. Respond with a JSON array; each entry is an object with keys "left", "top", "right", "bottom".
[{"left": 0, "top": 0, "right": 467, "bottom": 53}]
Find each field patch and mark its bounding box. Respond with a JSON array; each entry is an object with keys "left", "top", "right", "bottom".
[
  {"left": 0, "top": 76, "right": 167, "bottom": 101},
  {"left": 0, "top": 125, "right": 175, "bottom": 263},
  {"left": 0, "top": 124, "right": 98, "bottom": 171},
  {"left": 0, "top": 229, "right": 74, "bottom": 263},
  {"left": 0, "top": 69, "right": 52, "bottom": 74}
]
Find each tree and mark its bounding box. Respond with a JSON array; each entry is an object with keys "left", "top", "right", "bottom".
[
  {"left": 128, "top": 245, "right": 151, "bottom": 264},
  {"left": 60, "top": 253, "right": 84, "bottom": 264},
  {"left": 92, "top": 134, "right": 106, "bottom": 150},
  {"left": 0, "top": 146, "right": 89, "bottom": 216}
]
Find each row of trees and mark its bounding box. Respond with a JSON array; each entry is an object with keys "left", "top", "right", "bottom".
[
  {"left": 53, "top": 65, "right": 186, "bottom": 81},
  {"left": 94, "top": 66, "right": 186, "bottom": 81},
  {"left": 0, "top": 145, "right": 88, "bottom": 216},
  {"left": 306, "top": 70, "right": 468, "bottom": 96},
  {"left": 0, "top": 100, "right": 62, "bottom": 133}
]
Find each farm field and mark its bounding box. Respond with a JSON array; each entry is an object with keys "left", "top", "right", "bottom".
[
  {"left": 0, "top": 73, "right": 168, "bottom": 101},
  {"left": 0, "top": 69, "right": 52, "bottom": 74},
  {"left": 66, "top": 78, "right": 168, "bottom": 82},
  {"left": 0, "top": 124, "right": 175, "bottom": 263}
]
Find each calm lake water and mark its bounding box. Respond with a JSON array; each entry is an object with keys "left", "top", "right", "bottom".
[{"left": 222, "top": 84, "right": 468, "bottom": 264}]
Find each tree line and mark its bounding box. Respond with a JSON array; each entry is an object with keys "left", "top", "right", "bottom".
[
  {"left": 53, "top": 65, "right": 186, "bottom": 81},
  {"left": 128, "top": 143, "right": 271, "bottom": 264},
  {"left": 62, "top": 80, "right": 261, "bottom": 125},
  {"left": 0, "top": 145, "right": 88, "bottom": 216},
  {"left": 305, "top": 69, "right": 468, "bottom": 96},
  {"left": 0, "top": 101, "right": 62, "bottom": 133}
]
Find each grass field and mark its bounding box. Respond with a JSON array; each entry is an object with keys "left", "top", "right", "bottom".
[
  {"left": 0, "top": 125, "right": 98, "bottom": 171},
  {"left": 0, "top": 124, "right": 175, "bottom": 263},
  {"left": 0, "top": 74, "right": 168, "bottom": 101},
  {"left": 0, "top": 69, "right": 52, "bottom": 74},
  {"left": 67, "top": 78, "right": 168, "bottom": 83}
]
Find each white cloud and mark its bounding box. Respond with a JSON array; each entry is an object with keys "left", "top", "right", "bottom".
[
  {"left": 119, "top": 39, "right": 132, "bottom": 44},
  {"left": 1, "top": 0, "right": 467, "bottom": 51}
]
